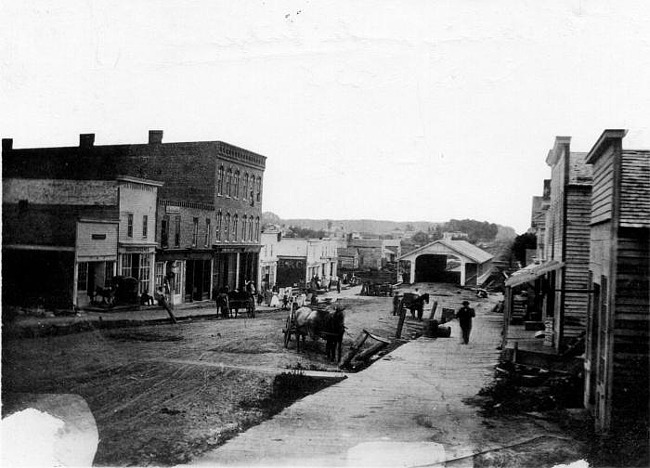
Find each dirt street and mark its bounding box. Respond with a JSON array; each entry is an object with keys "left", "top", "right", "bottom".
[{"left": 2, "top": 287, "right": 438, "bottom": 466}]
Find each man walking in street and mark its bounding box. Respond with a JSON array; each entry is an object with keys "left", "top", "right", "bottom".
[{"left": 456, "top": 300, "right": 475, "bottom": 344}]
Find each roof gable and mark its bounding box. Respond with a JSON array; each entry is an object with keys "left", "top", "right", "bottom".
[{"left": 399, "top": 239, "right": 493, "bottom": 264}]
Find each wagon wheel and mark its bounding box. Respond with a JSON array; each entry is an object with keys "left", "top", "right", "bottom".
[{"left": 283, "top": 315, "right": 293, "bottom": 348}]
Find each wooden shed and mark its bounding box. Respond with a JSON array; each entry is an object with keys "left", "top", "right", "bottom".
[{"left": 583, "top": 129, "right": 650, "bottom": 432}]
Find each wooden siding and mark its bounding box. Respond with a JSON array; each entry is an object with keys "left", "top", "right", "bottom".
[
  {"left": 591, "top": 145, "right": 616, "bottom": 225},
  {"left": 620, "top": 151, "right": 650, "bottom": 228},
  {"left": 562, "top": 187, "right": 592, "bottom": 339},
  {"left": 76, "top": 221, "right": 118, "bottom": 260},
  {"left": 612, "top": 228, "right": 650, "bottom": 420}
]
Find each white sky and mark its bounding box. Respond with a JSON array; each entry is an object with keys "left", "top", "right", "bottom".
[{"left": 2, "top": 0, "right": 649, "bottom": 234}]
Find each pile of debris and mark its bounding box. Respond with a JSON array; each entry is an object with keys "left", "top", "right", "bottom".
[{"left": 476, "top": 360, "right": 584, "bottom": 417}]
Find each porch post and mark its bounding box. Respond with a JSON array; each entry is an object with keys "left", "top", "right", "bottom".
[
  {"left": 460, "top": 260, "right": 466, "bottom": 286},
  {"left": 72, "top": 261, "right": 79, "bottom": 308},
  {"left": 410, "top": 258, "right": 416, "bottom": 284}
]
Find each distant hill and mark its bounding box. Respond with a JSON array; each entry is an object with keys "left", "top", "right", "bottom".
[
  {"left": 262, "top": 212, "right": 518, "bottom": 241},
  {"left": 281, "top": 218, "right": 442, "bottom": 234}
]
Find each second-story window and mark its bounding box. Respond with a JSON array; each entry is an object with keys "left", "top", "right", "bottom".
[
  {"left": 216, "top": 210, "right": 222, "bottom": 241},
  {"left": 174, "top": 216, "right": 181, "bottom": 247},
  {"left": 256, "top": 176, "right": 262, "bottom": 202},
  {"left": 243, "top": 173, "right": 249, "bottom": 201},
  {"left": 232, "top": 214, "right": 238, "bottom": 241},
  {"left": 161, "top": 216, "right": 169, "bottom": 248},
  {"left": 248, "top": 217, "right": 254, "bottom": 241},
  {"left": 234, "top": 170, "right": 240, "bottom": 199},
  {"left": 217, "top": 166, "right": 224, "bottom": 195},
  {"left": 224, "top": 213, "right": 230, "bottom": 241},
  {"left": 192, "top": 218, "right": 199, "bottom": 247},
  {"left": 226, "top": 168, "right": 232, "bottom": 197},
  {"left": 127, "top": 213, "right": 134, "bottom": 238},
  {"left": 242, "top": 215, "right": 247, "bottom": 241},
  {"left": 142, "top": 215, "right": 148, "bottom": 238},
  {"left": 255, "top": 217, "right": 260, "bottom": 241},
  {"left": 205, "top": 218, "right": 211, "bottom": 246}
]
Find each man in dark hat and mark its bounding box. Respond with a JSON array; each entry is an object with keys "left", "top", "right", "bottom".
[{"left": 456, "top": 300, "right": 475, "bottom": 344}]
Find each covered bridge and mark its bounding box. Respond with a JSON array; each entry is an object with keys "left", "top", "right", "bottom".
[{"left": 399, "top": 239, "right": 494, "bottom": 286}]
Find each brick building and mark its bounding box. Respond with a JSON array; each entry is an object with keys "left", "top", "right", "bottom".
[{"left": 2, "top": 131, "right": 266, "bottom": 307}]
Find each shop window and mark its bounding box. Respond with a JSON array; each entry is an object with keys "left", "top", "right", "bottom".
[
  {"left": 155, "top": 262, "right": 165, "bottom": 288},
  {"left": 121, "top": 254, "right": 132, "bottom": 277},
  {"left": 139, "top": 255, "right": 151, "bottom": 294},
  {"left": 77, "top": 262, "right": 88, "bottom": 291},
  {"left": 127, "top": 213, "right": 134, "bottom": 238}
]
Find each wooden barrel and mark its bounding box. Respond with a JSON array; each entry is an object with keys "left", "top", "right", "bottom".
[{"left": 423, "top": 319, "right": 439, "bottom": 338}]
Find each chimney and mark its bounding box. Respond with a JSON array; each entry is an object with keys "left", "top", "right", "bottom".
[
  {"left": 2, "top": 138, "right": 13, "bottom": 151},
  {"left": 80, "top": 134, "right": 95, "bottom": 148},
  {"left": 149, "top": 130, "right": 163, "bottom": 144}
]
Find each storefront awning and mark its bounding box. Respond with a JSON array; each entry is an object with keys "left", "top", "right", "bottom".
[{"left": 505, "top": 260, "right": 564, "bottom": 287}]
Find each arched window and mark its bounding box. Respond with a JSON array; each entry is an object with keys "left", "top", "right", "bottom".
[
  {"left": 234, "top": 170, "right": 240, "bottom": 199},
  {"left": 256, "top": 176, "right": 262, "bottom": 202},
  {"left": 255, "top": 217, "right": 260, "bottom": 241},
  {"left": 224, "top": 213, "right": 230, "bottom": 241},
  {"left": 217, "top": 166, "right": 224, "bottom": 195},
  {"left": 232, "top": 215, "right": 238, "bottom": 241},
  {"left": 242, "top": 215, "right": 247, "bottom": 241},
  {"left": 243, "top": 173, "right": 249, "bottom": 201},
  {"left": 216, "top": 210, "right": 222, "bottom": 241},
  {"left": 248, "top": 217, "right": 254, "bottom": 241},
  {"left": 226, "top": 168, "right": 232, "bottom": 197}
]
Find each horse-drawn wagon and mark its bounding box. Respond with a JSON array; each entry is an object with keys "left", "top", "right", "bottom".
[
  {"left": 283, "top": 303, "right": 345, "bottom": 362},
  {"left": 216, "top": 290, "right": 256, "bottom": 318}
]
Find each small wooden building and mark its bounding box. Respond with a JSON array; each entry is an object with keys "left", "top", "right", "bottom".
[
  {"left": 503, "top": 137, "right": 592, "bottom": 353},
  {"left": 583, "top": 129, "right": 650, "bottom": 432},
  {"left": 398, "top": 239, "right": 493, "bottom": 286}
]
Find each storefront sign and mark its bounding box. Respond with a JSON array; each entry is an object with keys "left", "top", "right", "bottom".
[{"left": 165, "top": 205, "right": 181, "bottom": 214}]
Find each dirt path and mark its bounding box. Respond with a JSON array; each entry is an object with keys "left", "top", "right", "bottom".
[{"left": 3, "top": 289, "right": 421, "bottom": 466}]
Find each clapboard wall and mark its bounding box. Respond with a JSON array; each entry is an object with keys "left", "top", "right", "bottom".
[{"left": 562, "top": 185, "right": 592, "bottom": 339}]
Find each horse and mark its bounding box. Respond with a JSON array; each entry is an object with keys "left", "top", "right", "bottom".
[
  {"left": 401, "top": 293, "right": 430, "bottom": 321},
  {"left": 227, "top": 290, "right": 256, "bottom": 318},
  {"left": 215, "top": 293, "right": 230, "bottom": 318},
  {"left": 292, "top": 306, "right": 345, "bottom": 362}
]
